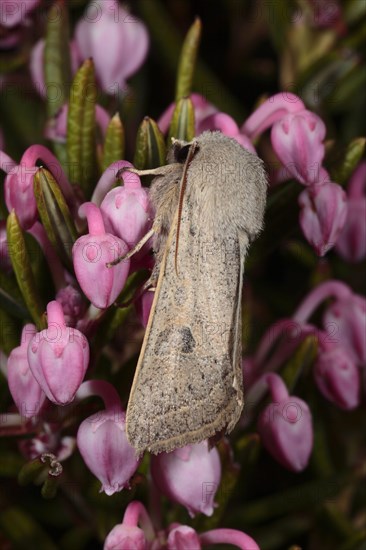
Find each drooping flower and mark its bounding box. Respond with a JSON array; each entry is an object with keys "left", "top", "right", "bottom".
[
  {"left": 27, "top": 301, "right": 89, "bottom": 405},
  {"left": 7, "top": 324, "right": 46, "bottom": 418},
  {"left": 74, "top": 0, "right": 149, "bottom": 94},
  {"left": 298, "top": 182, "right": 347, "bottom": 256},
  {"left": 151, "top": 441, "right": 221, "bottom": 517},
  {"left": 258, "top": 373, "right": 313, "bottom": 472},
  {"left": 72, "top": 202, "right": 130, "bottom": 309}
]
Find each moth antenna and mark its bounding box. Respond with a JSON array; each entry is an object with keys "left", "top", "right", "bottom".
[{"left": 175, "top": 141, "right": 199, "bottom": 276}]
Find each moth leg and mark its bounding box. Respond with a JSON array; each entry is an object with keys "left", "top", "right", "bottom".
[
  {"left": 107, "top": 228, "right": 155, "bottom": 267},
  {"left": 118, "top": 165, "right": 179, "bottom": 178}
]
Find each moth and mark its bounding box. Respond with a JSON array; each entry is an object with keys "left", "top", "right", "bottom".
[{"left": 119, "top": 131, "right": 267, "bottom": 455}]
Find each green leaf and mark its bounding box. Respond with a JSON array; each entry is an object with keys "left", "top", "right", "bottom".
[
  {"left": 67, "top": 59, "right": 97, "bottom": 197},
  {"left": 329, "top": 137, "right": 366, "bottom": 186},
  {"left": 0, "top": 507, "right": 57, "bottom": 550},
  {"left": 34, "top": 168, "right": 78, "bottom": 269},
  {"left": 281, "top": 334, "right": 318, "bottom": 392},
  {"left": 44, "top": 0, "right": 72, "bottom": 118},
  {"left": 168, "top": 97, "right": 195, "bottom": 142},
  {"left": 134, "top": 117, "right": 166, "bottom": 169},
  {"left": 102, "top": 113, "right": 125, "bottom": 172},
  {"left": 6, "top": 212, "right": 46, "bottom": 330},
  {"left": 175, "top": 18, "right": 202, "bottom": 101}
]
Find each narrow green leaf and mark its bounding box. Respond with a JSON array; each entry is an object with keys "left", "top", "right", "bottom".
[
  {"left": 134, "top": 117, "right": 166, "bottom": 169},
  {"left": 44, "top": 0, "right": 72, "bottom": 118},
  {"left": 175, "top": 18, "right": 202, "bottom": 101},
  {"left": 102, "top": 113, "right": 125, "bottom": 171},
  {"left": 329, "top": 137, "right": 366, "bottom": 186},
  {"left": 281, "top": 334, "right": 318, "bottom": 391},
  {"left": 168, "top": 97, "right": 195, "bottom": 142},
  {"left": 34, "top": 168, "right": 77, "bottom": 269},
  {"left": 67, "top": 59, "right": 97, "bottom": 197},
  {"left": 6, "top": 212, "right": 46, "bottom": 329}
]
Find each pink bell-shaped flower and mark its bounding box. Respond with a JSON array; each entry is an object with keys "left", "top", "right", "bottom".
[
  {"left": 72, "top": 202, "right": 130, "bottom": 308},
  {"left": 78, "top": 408, "right": 140, "bottom": 496},
  {"left": 100, "top": 166, "right": 153, "bottom": 249},
  {"left": 104, "top": 501, "right": 154, "bottom": 549},
  {"left": 76, "top": 381, "right": 141, "bottom": 496},
  {"left": 271, "top": 110, "right": 326, "bottom": 185},
  {"left": 7, "top": 324, "right": 46, "bottom": 418},
  {"left": 336, "top": 161, "right": 366, "bottom": 263},
  {"left": 167, "top": 525, "right": 202, "bottom": 550},
  {"left": 151, "top": 441, "right": 221, "bottom": 517},
  {"left": 258, "top": 373, "right": 313, "bottom": 472},
  {"left": 298, "top": 182, "right": 347, "bottom": 256},
  {"left": 75, "top": 0, "right": 149, "bottom": 94},
  {"left": 314, "top": 341, "right": 360, "bottom": 410},
  {"left": 27, "top": 301, "right": 89, "bottom": 405}
]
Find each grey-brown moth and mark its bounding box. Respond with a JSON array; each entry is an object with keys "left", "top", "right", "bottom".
[{"left": 122, "top": 131, "right": 267, "bottom": 455}]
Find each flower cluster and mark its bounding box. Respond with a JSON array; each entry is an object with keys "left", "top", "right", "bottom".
[{"left": 0, "top": 1, "right": 365, "bottom": 548}]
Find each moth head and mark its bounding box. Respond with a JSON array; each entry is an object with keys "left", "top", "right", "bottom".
[{"left": 168, "top": 138, "right": 200, "bottom": 164}]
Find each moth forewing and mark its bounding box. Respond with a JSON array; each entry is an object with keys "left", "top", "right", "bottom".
[{"left": 125, "top": 131, "right": 267, "bottom": 455}]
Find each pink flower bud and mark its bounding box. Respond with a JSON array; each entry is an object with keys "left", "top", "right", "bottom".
[
  {"left": 258, "top": 373, "right": 313, "bottom": 472},
  {"left": 75, "top": 0, "right": 149, "bottom": 94},
  {"left": 0, "top": 0, "right": 40, "bottom": 28},
  {"left": 100, "top": 168, "right": 153, "bottom": 249},
  {"left": 104, "top": 524, "right": 147, "bottom": 550},
  {"left": 7, "top": 324, "right": 46, "bottom": 418},
  {"left": 335, "top": 162, "right": 366, "bottom": 263},
  {"left": 72, "top": 202, "right": 130, "bottom": 308},
  {"left": 314, "top": 342, "right": 360, "bottom": 409},
  {"left": 27, "top": 301, "right": 89, "bottom": 405},
  {"left": 323, "top": 295, "right": 366, "bottom": 366},
  {"left": 298, "top": 182, "right": 347, "bottom": 256},
  {"left": 197, "top": 113, "right": 256, "bottom": 154},
  {"left": 2, "top": 144, "right": 74, "bottom": 229},
  {"left": 151, "top": 441, "right": 221, "bottom": 517},
  {"left": 271, "top": 110, "right": 326, "bottom": 185},
  {"left": 77, "top": 407, "right": 140, "bottom": 496},
  {"left": 167, "top": 525, "right": 201, "bottom": 550}
]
